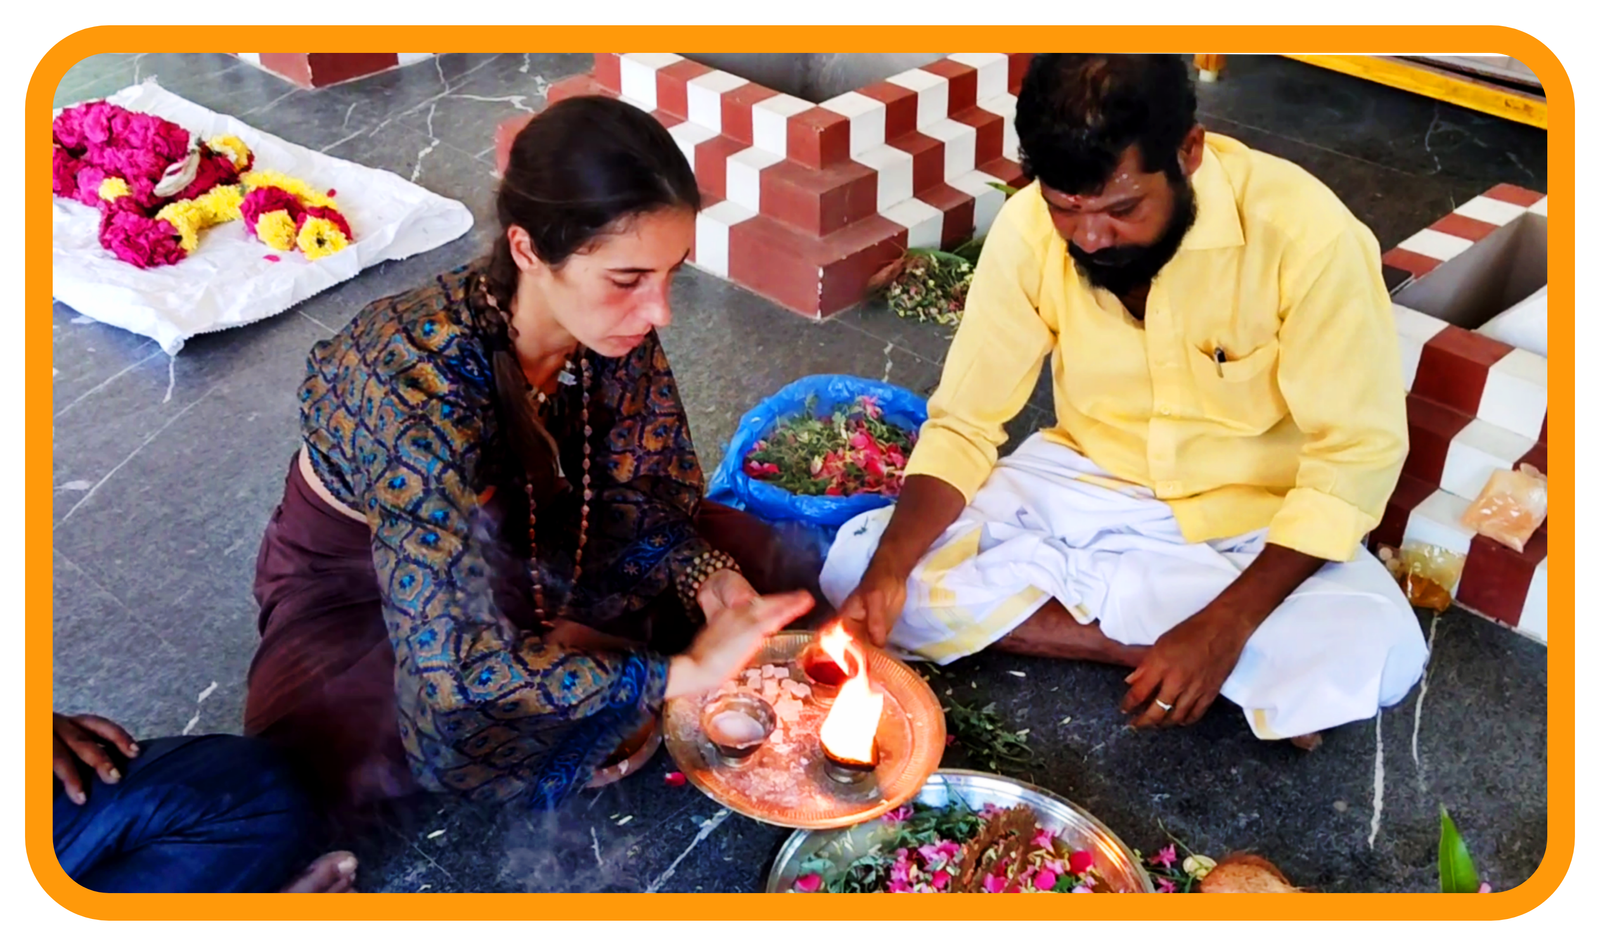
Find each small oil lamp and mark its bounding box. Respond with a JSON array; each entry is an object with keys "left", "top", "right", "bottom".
[
  {"left": 818, "top": 668, "right": 885, "bottom": 785},
  {"left": 799, "top": 624, "right": 863, "bottom": 707},
  {"left": 700, "top": 693, "right": 776, "bottom": 767}
]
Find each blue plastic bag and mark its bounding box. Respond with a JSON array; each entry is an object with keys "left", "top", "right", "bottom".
[{"left": 705, "top": 375, "right": 928, "bottom": 547}]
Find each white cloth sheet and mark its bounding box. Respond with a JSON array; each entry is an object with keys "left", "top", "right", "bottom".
[
  {"left": 52, "top": 80, "right": 476, "bottom": 355},
  {"left": 820, "top": 434, "right": 1429, "bottom": 739}
]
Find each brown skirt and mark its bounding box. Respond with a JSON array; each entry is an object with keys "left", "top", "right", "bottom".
[{"left": 244, "top": 454, "right": 823, "bottom": 813}]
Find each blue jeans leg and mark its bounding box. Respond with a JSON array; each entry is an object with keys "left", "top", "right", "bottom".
[{"left": 53, "top": 734, "right": 317, "bottom": 893}]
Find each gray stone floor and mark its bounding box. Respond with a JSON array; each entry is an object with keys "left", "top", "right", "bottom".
[{"left": 51, "top": 53, "right": 1549, "bottom": 893}]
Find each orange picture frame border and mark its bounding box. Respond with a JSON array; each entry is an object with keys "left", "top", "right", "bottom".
[{"left": 28, "top": 24, "right": 1573, "bottom": 922}]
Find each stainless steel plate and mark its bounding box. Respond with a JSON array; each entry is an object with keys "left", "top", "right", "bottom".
[{"left": 766, "top": 769, "right": 1155, "bottom": 893}]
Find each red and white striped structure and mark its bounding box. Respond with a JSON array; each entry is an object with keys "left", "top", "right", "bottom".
[
  {"left": 234, "top": 53, "right": 435, "bottom": 89},
  {"left": 499, "top": 53, "right": 1033, "bottom": 318},
  {"left": 1372, "top": 184, "right": 1550, "bottom": 644}
]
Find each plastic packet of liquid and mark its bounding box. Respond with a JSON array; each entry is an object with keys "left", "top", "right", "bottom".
[
  {"left": 1461, "top": 464, "right": 1548, "bottom": 553},
  {"left": 1377, "top": 542, "right": 1465, "bottom": 612}
]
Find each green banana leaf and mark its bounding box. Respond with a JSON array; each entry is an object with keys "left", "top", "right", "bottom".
[{"left": 1438, "top": 806, "right": 1481, "bottom": 893}]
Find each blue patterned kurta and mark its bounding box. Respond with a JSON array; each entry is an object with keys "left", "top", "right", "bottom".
[{"left": 297, "top": 264, "right": 717, "bottom": 808}]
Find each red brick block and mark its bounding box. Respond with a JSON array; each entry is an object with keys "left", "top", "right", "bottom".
[
  {"left": 655, "top": 59, "right": 714, "bottom": 121},
  {"left": 594, "top": 54, "right": 622, "bottom": 94},
  {"left": 890, "top": 131, "right": 945, "bottom": 197},
  {"left": 981, "top": 156, "right": 1028, "bottom": 188},
  {"left": 787, "top": 107, "right": 852, "bottom": 170},
  {"left": 1370, "top": 473, "right": 1438, "bottom": 551},
  {"left": 952, "top": 106, "right": 1006, "bottom": 168},
  {"left": 1402, "top": 394, "right": 1474, "bottom": 487},
  {"left": 859, "top": 82, "right": 920, "bottom": 140},
  {"left": 1008, "top": 54, "right": 1034, "bottom": 93},
  {"left": 1484, "top": 183, "right": 1545, "bottom": 207},
  {"left": 918, "top": 182, "right": 978, "bottom": 250},
  {"left": 759, "top": 160, "right": 879, "bottom": 237},
  {"left": 691, "top": 135, "right": 749, "bottom": 204},
  {"left": 1429, "top": 213, "right": 1502, "bottom": 243},
  {"left": 923, "top": 58, "right": 979, "bottom": 114},
  {"left": 1411, "top": 325, "right": 1514, "bottom": 416},
  {"left": 722, "top": 83, "right": 780, "bottom": 145},
  {"left": 1457, "top": 529, "right": 1548, "bottom": 626},
  {"left": 1382, "top": 246, "right": 1445, "bottom": 278},
  {"left": 726, "top": 213, "right": 908, "bottom": 318}
]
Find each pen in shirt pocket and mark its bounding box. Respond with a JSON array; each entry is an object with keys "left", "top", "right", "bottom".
[{"left": 1213, "top": 347, "right": 1226, "bottom": 376}]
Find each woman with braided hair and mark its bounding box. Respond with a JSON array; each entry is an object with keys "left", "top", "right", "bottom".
[{"left": 244, "top": 95, "right": 820, "bottom": 817}]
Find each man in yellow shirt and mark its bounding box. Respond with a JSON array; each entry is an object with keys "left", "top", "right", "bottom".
[{"left": 821, "top": 54, "right": 1428, "bottom": 747}]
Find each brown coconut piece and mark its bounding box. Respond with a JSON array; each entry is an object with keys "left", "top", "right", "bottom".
[
  {"left": 954, "top": 805, "right": 1038, "bottom": 892},
  {"left": 1198, "top": 853, "right": 1302, "bottom": 893}
]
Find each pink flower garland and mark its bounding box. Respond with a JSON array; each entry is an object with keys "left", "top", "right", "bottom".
[{"left": 53, "top": 99, "right": 355, "bottom": 269}]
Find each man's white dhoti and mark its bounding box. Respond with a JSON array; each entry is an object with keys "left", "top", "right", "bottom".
[{"left": 819, "top": 434, "right": 1429, "bottom": 740}]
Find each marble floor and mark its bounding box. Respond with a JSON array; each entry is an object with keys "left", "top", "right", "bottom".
[{"left": 50, "top": 53, "right": 1549, "bottom": 893}]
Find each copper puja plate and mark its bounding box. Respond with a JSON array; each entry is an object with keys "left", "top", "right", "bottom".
[
  {"left": 766, "top": 769, "right": 1156, "bottom": 893},
  {"left": 663, "top": 630, "right": 945, "bottom": 831}
]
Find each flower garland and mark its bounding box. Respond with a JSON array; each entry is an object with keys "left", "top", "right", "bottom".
[{"left": 53, "top": 101, "right": 355, "bottom": 268}]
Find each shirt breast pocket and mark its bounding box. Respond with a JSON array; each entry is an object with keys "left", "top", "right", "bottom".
[{"left": 1186, "top": 338, "right": 1288, "bottom": 434}]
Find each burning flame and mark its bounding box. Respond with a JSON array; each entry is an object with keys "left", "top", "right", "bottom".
[
  {"left": 817, "top": 626, "right": 883, "bottom": 765},
  {"left": 817, "top": 623, "right": 859, "bottom": 674}
]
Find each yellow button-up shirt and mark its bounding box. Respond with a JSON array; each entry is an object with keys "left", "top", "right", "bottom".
[{"left": 904, "top": 133, "right": 1408, "bottom": 563}]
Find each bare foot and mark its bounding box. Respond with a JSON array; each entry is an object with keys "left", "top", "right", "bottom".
[
  {"left": 280, "top": 851, "right": 358, "bottom": 893},
  {"left": 1289, "top": 732, "right": 1324, "bottom": 752},
  {"left": 992, "top": 601, "right": 1150, "bottom": 667}
]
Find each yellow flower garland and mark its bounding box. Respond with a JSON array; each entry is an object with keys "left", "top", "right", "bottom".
[
  {"left": 205, "top": 135, "right": 253, "bottom": 172},
  {"left": 295, "top": 217, "right": 349, "bottom": 261},
  {"left": 254, "top": 210, "right": 300, "bottom": 252},
  {"left": 193, "top": 183, "right": 246, "bottom": 225},
  {"left": 240, "top": 169, "right": 340, "bottom": 210},
  {"left": 155, "top": 199, "right": 208, "bottom": 252}
]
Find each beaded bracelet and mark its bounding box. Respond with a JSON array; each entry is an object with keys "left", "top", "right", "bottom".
[{"left": 677, "top": 549, "right": 741, "bottom": 615}]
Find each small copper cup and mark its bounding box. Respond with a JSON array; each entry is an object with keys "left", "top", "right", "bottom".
[
  {"left": 701, "top": 693, "right": 776, "bottom": 767},
  {"left": 820, "top": 741, "right": 879, "bottom": 785},
  {"left": 798, "top": 641, "right": 861, "bottom": 707}
]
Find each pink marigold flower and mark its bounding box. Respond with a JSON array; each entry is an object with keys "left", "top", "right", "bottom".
[
  {"left": 1034, "top": 870, "right": 1058, "bottom": 892},
  {"left": 240, "top": 186, "right": 304, "bottom": 232},
  {"left": 887, "top": 878, "right": 912, "bottom": 893},
  {"left": 98, "top": 210, "right": 185, "bottom": 268},
  {"left": 1071, "top": 885, "right": 1092, "bottom": 893},
  {"left": 932, "top": 870, "right": 950, "bottom": 891},
  {"left": 1156, "top": 877, "right": 1177, "bottom": 893},
  {"left": 793, "top": 873, "right": 823, "bottom": 893},
  {"left": 52, "top": 147, "right": 82, "bottom": 198},
  {"left": 860, "top": 396, "right": 883, "bottom": 419},
  {"left": 1033, "top": 829, "right": 1056, "bottom": 849},
  {"left": 882, "top": 806, "right": 914, "bottom": 823},
  {"left": 1068, "top": 850, "right": 1095, "bottom": 875},
  {"left": 1149, "top": 844, "right": 1178, "bottom": 869},
  {"left": 983, "top": 872, "right": 1008, "bottom": 893}
]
